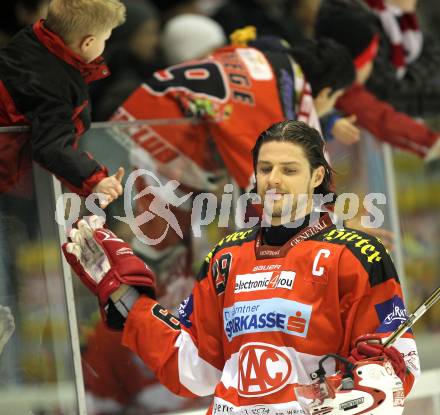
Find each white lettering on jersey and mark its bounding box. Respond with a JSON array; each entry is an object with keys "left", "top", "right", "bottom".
[
  {"left": 252, "top": 264, "right": 282, "bottom": 272},
  {"left": 236, "top": 48, "right": 273, "bottom": 81},
  {"left": 238, "top": 342, "right": 292, "bottom": 397},
  {"left": 312, "top": 249, "right": 331, "bottom": 277}
]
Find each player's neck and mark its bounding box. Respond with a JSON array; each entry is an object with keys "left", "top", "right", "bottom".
[{"left": 264, "top": 213, "right": 312, "bottom": 246}]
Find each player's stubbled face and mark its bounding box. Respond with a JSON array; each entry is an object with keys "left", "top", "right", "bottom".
[{"left": 256, "top": 141, "right": 316, "bottom": 225}]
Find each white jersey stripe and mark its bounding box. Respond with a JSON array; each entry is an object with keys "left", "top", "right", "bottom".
[{"left": 175, "top": 330, "right": 222, "bottom": 396}]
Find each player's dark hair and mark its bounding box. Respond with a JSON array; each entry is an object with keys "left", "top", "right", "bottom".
[
  {"left": 252, "top": 120, "right": 334, "bottom": 197},
  {"left": 290, "top": 38, "right": 355, "bottom": 97}
]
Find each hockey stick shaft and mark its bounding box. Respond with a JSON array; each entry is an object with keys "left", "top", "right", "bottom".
[{"left": 383, "top": 286, "right": 440, "bottom": 347}]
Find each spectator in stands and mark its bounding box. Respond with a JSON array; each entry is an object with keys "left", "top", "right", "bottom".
[
  {"left": 316, "top": 0, "right": 440, "bottom": 166},
  {"left": 213, "top": 0, "right": 306, "bottom": 45},
  {"left": 161, "top": 14, "right": 226, "bottom": 66},
  {"left": 153, "top": 0, "right": 200, "bottom": 23},
  {"left": 290, "top": 0, "right": 321, "bottom": 38},
  {"left": 0, "top": 0, "right": 126, "bottom": 205},
  {"left": 363, "top": 0, "right": 440, "bottom": 117},
  {"left": 0, "top": 0, "right": 49, "bottom": 47}
]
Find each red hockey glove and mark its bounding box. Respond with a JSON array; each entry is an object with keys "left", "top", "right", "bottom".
[
  {"left": 62, "top": 216, "right": 156, "bottom": 327},
  {"left": 349, "top": 334, "right": 406, "bottom": 384}
]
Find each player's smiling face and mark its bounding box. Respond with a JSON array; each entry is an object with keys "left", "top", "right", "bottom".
[{"left": 256, "top": 141, "right": 324, "bottom": 226}]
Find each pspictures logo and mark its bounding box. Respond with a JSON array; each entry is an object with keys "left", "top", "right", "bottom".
[
  {"left": 238, "top": 343, "right": 292, "bottom": 397},
  {"left": 115, "top": 169, "right": 193, "bottom": 246}
]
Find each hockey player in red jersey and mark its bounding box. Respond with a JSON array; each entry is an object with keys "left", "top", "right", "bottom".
[{"left": 63, "top": 120, "right": 420, "bottom": 415}]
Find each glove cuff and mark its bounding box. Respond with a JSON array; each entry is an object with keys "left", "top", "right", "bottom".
[
  {"left": 114, "top": 287, "right": 140, "bottom": 318},
  {"left": 96, "top": 269, "right": 123, "bottom": 305}
]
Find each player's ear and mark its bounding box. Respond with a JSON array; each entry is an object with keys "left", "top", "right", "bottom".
[
  {"left": 80, "top": 35, "right": 95, "bottom": 52},
  {"left": 312, "top": 166, "right": 325, "bottom": 189}
]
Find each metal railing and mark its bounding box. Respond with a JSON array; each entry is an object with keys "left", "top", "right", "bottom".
[{"left": 0, "top": 118, "right": 199, "bottom": 134}]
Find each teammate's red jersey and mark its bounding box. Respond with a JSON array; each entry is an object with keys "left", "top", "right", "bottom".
[
  {"left": 122, "top": 215, "right": 420, "bottom": 415},
  {"left": 112, "top": 45, "right": 320, "bottom": 191}
]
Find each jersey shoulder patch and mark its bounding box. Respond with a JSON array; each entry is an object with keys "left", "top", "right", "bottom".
[{"left": 315, "top": 227, "right": 399, "bottom": 286}]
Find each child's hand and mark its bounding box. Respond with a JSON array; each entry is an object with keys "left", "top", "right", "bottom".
[
  {"left": 331, "top": 115, "right": 360, "bottom": 145},
  {"left": 93, "top": 167, "right": 125, "bottom": 208}
]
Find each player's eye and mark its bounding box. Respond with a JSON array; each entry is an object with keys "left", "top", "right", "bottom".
[
  {"left": 258, "top": 166, "right": 272, "bottom": 174},
  {"left": 283, "top": 168, "right": 298, "bottom": 175}
]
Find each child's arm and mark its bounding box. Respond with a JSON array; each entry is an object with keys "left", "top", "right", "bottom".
[
  {"left": 336, "top": 84, "right": 438, "bottom": 157},
  {"left": 30, "top": 96, "right": 109, "bottom": 196}
]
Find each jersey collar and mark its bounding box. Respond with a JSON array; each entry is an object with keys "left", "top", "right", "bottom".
[{"left": 255, "top": 212, "right": 334, "bottom": 259}]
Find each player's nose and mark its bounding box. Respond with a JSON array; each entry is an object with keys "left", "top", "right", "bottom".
[{"left": 268, "top": 167, "right": 282, "bottom": 187}]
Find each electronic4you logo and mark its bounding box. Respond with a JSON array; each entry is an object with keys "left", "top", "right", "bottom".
[
  {"left": 234, "top": 271, "right": 296, "bottom": 293},
  {"left": 238, "top": 342, "right": 292, "bottom": 397}
]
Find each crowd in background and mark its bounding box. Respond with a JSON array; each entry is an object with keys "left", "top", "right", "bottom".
[
  {"left": 1, "top": 0, "right": 440, "bottom": 135},
  {"left": 0, "top": 0, "right": 438, "bottom": 116}
]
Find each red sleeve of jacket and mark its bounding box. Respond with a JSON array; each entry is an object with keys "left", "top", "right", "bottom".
[
  {"left": 336, "top": 83, "right": 438, "bottom": 157},
  {"left": 58, "top": 164, "right": 108, "bottom": 197},
  {"left": 121, "top": 257, "right": 224, "bottom": 398}
]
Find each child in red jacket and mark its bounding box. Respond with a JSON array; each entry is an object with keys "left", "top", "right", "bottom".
[{"left": 0, "top": 0, "right": 126, "bottom": 207}]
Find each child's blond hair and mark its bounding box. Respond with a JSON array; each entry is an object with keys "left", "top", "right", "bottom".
[{"left": 46, "top": 0, "right": 126, "bottom": 43}]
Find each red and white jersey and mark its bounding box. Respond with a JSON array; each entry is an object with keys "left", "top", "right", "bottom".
[
  {"left": 112, "top": 45, "right": 320, "bottom": 191},
  {"left": 122, "top": 217, "right": 420, "bottom": 415}
]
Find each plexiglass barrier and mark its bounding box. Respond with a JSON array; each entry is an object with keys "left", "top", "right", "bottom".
[
  {"left": 0, "top": 129, "right": 80, "bottom": 414},
  {"left": 0, "top": 120, "right": 439, "bottom": 415}
]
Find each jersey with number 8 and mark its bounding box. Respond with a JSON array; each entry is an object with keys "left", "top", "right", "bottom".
[{"left": 113, "top": 45, "right": 321, "bottom": 192}]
